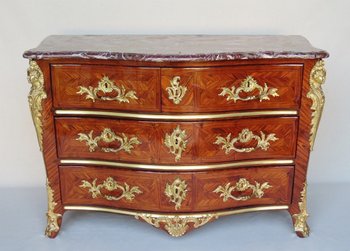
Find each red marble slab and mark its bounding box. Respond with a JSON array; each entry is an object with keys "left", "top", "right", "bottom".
[{"left": 23, "top": 35, "right": 328, "bottom": 62}]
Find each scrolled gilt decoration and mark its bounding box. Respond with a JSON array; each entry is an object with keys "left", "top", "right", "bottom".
[
  {"left": 80, "top": 177, "right": 142, "bottom": 201},
  {"left": 77, "top": 76, "right": 138, "bottom": 103},
  {"left": 292, "top": 183, "right": 309, "bottom": 237},
  {"left": 164, "top": 125, "right": 188, "bottom": 161},
  {"left": 307, "top": 60, "right": 326, "bottom": 150},
  {"left": 45, "top": 179, "right": 62, "bottom": 237},
  {"left": 219, "top": 75, "right": 279, "bottom": 103},
  {"left": 135, "top": 214, "right": 217, "bottom": 237},
  {"left": 213, "top": 178, "right": 272, "bottom": 201},
  {"left": 27, "top": 60, "right": 47, "bottom": 151},
  {"left": 166, "top": 76, "right": 188, "bottom": 104},
  {"left": 76, "top": 128, "right": 141, "bottom": 154},
  {"left": 214, "top": 128, "right": 278, "bottom": 154},
  {"left": 165, "top": 178, "right": 188, "bottom": 210}
]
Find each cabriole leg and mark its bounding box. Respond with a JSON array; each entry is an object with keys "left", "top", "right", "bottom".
[
  {"left": 45, "top": 179, "right": 64, "bottom": 238},
  {"left": 289, "top": 183, "right": 309, "bottom": 238}
]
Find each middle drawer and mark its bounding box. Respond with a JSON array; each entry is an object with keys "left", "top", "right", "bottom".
[{"left": 56, "top": 117, "right": 297, "bottom": 164}]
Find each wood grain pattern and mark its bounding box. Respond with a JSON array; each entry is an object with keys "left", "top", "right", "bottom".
[
  {"left": 60, "top": 165, "right": 293, "bottom": 213},
  {"left": 55, "top": 117, "right": 297, "bottom": 164},
  {"left": 288, "top": 60, "right": 317, "bottom": 237},
  {"left": 198, "top": 117, "right": 298, "bottom": 162},
  {"left": 194, "top": 166, "right": 293, "bottom": 211},
  {"left": 52, "top": 64, "right": 160, "bottom": 112},
  {"left": 162, "top": 65, "right": 302, "bottom": 112}
]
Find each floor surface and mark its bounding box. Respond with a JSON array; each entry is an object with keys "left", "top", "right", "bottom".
[{"left": 1, "top": 183, "right": 349, "bottom": 251}]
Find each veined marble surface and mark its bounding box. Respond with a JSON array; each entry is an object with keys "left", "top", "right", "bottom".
[{"left": 23, "top": 35, "right": 329, "bottom": 62}]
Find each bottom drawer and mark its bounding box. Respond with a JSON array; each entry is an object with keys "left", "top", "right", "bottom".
[{"left": 60, "top": 165, "right": 293, "bottom": 212}]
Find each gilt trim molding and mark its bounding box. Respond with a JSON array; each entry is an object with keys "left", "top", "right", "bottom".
[
  {"left": 60, "top": 159, "right": 294, "bottom": 171},
  {"left": 55, "top": 109, "right": 298, "bottom": 120}
]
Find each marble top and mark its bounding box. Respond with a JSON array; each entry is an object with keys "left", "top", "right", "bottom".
[{"left": 23, "top": 35, "right": 329, "bottom": 62}]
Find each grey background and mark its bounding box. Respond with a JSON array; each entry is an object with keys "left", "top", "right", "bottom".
[{"left": 0, "top": 0, "right": 349, "bottom": 250}]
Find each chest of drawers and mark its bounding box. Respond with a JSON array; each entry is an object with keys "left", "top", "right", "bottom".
[{"left": 23, "top": 35, "right": 328, "bottom": 238}]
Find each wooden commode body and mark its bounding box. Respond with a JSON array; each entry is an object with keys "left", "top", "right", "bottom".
[{"left": 23, "top": 35, "right": 328, "bottom": 238}]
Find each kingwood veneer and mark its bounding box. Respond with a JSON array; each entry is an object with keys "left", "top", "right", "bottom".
[{"left": 24, "top": 35, "right": 328, "bottom": 238}]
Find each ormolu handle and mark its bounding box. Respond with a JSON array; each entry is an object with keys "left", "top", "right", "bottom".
[
  {"left": 77, "top": 76, "right": 138, "bottom": 103},
  {"left": 214, "top": 128, "right": 278, "bottom": 154},
  {"left": 76, "top": 128, "right": 141, "bottom": 153},
  {"left": 219, "top": 75, "right": 279, "bottom": 102},
  {"left": 80, "top": 177, "right": 142, "bottom": 201},
  {"left": 166, "top": 76, "right": 187, "bottom": 104},
  {"left": 213, "top": 178, "right": 272, "bottom": 202}
]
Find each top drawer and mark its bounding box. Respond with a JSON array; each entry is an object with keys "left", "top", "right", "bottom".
[
  {"left": 52, "top": 64, "right": 160, "bottom": 112},
  {"left": 161, "top": 65, "right": 302, "bottom": 112}
]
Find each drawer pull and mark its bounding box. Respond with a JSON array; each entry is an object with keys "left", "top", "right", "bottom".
[
  {"left": 213, "top": 178, "right": 272, "bottom": 201},
  {"left": 77, "top": 76, "right": 138, "bottom": 103},
  {"left": 166, "top": 76, "right": 187, "bottom": 104},
  {"left": 214, "top": 128, "right": 278, "bottom": 154},
  {"left": 165, "top": 178, "right": 188, "bottom": 210},
  {"left": 219, "top": 76, "right": 279, "bottom": 103},
  {"left": 80, "top": 177, "right": 142, "bottom": 201},
  {"left": 164, "top": 125, "right": 188, "bottom": 162},
  {"left": 76, "top": 128, "right": 141, "bottom": 153}
]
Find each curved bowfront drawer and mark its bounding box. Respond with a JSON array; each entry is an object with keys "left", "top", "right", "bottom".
[
  {"left": 55, "top": 117, "right": 297, "bottom": 164},
  {"left": 52, "top": 64, "right": 160, "bottom": 112},
  {"left": 161, "top": 65, "right": 302, "bottom": 112},
  {"left": 60, "top": 165, "right": 293, "bottom": 212}
]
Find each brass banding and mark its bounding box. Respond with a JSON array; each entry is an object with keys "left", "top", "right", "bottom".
[
  {"left": 64, "top": 205, "right": 289, "bottom": 217},
  {"left": 60, "top": 159, "right": 294, "bottom": 171},
  {"left": 55, "top": 109, "right": 297, "bottom": 120}
]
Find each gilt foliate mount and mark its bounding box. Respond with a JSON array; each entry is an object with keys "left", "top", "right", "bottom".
[
  {"left": 219, "top": 76, "right": 279, "bottom": 103},
  {"left": 292, "top": 183, "right": 310, "bottom": 237},
  {"left": 213, "top": 178, "right": 272, "bottom": 202},
  {"left": 307, "top": 60, "right": 326, "bottom": 150},
  {"left": 80, "top": 177, "right": 142, "bottom": 202},
  {"left": 164, "top": 125, "right": 188, "bottom": 161},
  {"left": 45, "top": 179, "right": 62, "bottom": 237},
  {"left": 76, "top": 128, "right": 141, "bottom": 154},
  {"left": 135, "top": 213, "right": 217, "bottom": 237},
  {"left": 164, "top": 178, "right": 188, "bottom": 210},
  {"left": 166, "top": 76, "right": 187, "bottom": 104},
  {"left": 27, "top": 60, "right": 47, "bottom": 151},
  {"left": 77, "top": 76, "right": 138, "bottom": 103},
  {"left": 214, "top": 128, "right": 278, "bottom": 154}
]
